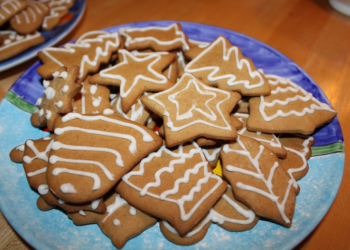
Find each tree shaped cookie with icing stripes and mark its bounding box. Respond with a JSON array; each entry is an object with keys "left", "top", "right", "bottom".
[
  {"left": 68, "top": 192, "right": 157, "bottom": 249},
  {"left": 37, "top": 31, "right": 123, "bottom": 80},
  {"left": 117, "top": 141, "right": 227, "bottom": 236},
  {"left": 221, "top": 135, "right": 296, "bottom": 227},
  {"left": 89, "top": 49, "right": 176, "bottom": 113},
  {"left": 31, "top": 65, "right": 82, "bottom": 131},
  {"left": 184, "top": 36, "right": 271, "bottom": 96},
  {"left": 73, "top": 76, "right": 112, "bottom": 115},
  {"left": 119, "top": 23, "right": 190, "bottom": 52},
  {"left": 10, "top": 1, "right": 50, "bottom": 34},
  {"left": 247, "top": 74, "right": 337, "bottom": 135},
  {"left": 46, "top": 112, "right": 163, "bottom": 203},
  {"left": 141, "top": 73, "right": 241, "bottom": 147},
  {"left": 0, "top": 0, "right": 28, "bottom": 26},
  {"left": 9, "top": 136, "right": 107, "bottom": 213}
]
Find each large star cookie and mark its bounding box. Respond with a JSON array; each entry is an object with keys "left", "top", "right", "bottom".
[
  {"left": 247, "top": 74, "right": 337, "bottom": 135},
  {"left": 90, "top": 49, "right": 176, "bottom": 113},
  {"left": 184, "top": 36, "right": 270, "bottom": 96},
  {"left": 141, "top": 73, "right": 240, "bottom": 147}
]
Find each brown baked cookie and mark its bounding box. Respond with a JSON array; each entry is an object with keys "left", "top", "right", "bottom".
[
  {"left": 31, "top": 66, "right": 82, "bottom": 131},
  {"left": 42, "top": 0, "right": 75, "bottom": 31},
  {"left": 10, "top": 1, "right": 50, "bottom": 34},
  {"left": 89, "top": 49, "right": 176, "bottom": 113},
  {"left": 247, "top": 74, "right": 337, "bottom": 135},
  {"left": 235, "top": 113, "right": 287, "bottom": 158},
  {"left": 69, "top": 192, "right": 157, "bottom": 249},
  {"left": 46, "top": 112, "right": 163, "bottom": 203},
  {"left": 111, "top": 93, "right": 151, "bottom": 125},
  {"left": 117, "top": 141, "right": 227, "bottom": 236},
  {"left": 0, "top": 30, "right": 44, "bottom": 62},
  {"left": 184, "top": 36, "right": 271, "bottom": 96},
  {"left": 201, "top": 145, "right": 221, "bottom": 168},
  {"left": 211, "top": 186, "right": 258, "bottom": 231},
  {"left": 73, "top": 76, "right": 112, "bottom": 114},
  {"left": 36, "top": 196, "right": 55, "bottom": 211},
  {"left": 233, "top": 97, "right": 250, "bottom": 113},
  {"left": 221, "top": 135, "right": 296, "bottom": 227},
  {"left": 183, "top": 39, "right": 210, "bottom": 61},
  {"left": 160, "top": 216, "right": 211, "bottom": 246},
  {"left": 9, "top": 142, "right": 25, "bottom": 163},
  {"left": 119, "top": 23, "right": 190, "bottom": 52},
  {"left": 279, "top": 134, "right": 314, "bottom": 159},
  {"left": 0, "top": 0, "right": 28, "bottom": 26},
  {"left": 141, "top": 73, "right": 240, "bottom": 147},
  {"left": 37, "top": 31, "right": 123, "bottom": 80},
  {"left": 10, "top": 136, "right": 107, "bottom": 213}
]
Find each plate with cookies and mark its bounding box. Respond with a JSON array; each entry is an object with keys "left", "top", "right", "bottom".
[
  {"left": 0, "top": 21, "right": 344, "bottom": 249},
  {"left": 0, "top": 0, "right": 85, "bottom": 72}
]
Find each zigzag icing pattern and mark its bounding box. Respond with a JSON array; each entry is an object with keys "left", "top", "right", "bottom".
[{"left": 122, "top": 141, "right": 223, "bottom": 221}]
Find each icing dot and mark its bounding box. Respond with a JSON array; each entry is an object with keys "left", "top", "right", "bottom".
[
  {"left": 45, "top": 110, "right": 52, "bottom": 120},
  {"left": 44, "top": 87, "right": 56, "bottom": 100},
  {"left": 9, "top": 34, "right": 16, "bottom": 40},
  {"left": 90, "top": 84, "right": 98, "bottom": 94},
  {"left": 39, "top": 108, "right": 44, "bottom": 117},
  {"left": 58, "top": 199, "right": 65, "bottom": 204},
  {"left": 52, "top": 71, "right": 60, "bottom": 77},
  {"left": 113, "top": 218, "right": 120, "bottom": 226},
  {"left": 62, "top": 85, "right": 69, "bottom": 93},
  {"left": 4, "top": 39, "right": 11, "bottom": 45},
  {"left": 38, "top": 184, "right": 49, "bottom": 195},
  {"left": 16, "top": 144, "right": 25, "bottom": 151},
  {"left": 59, "top": 71, "right": 68, "bottom": 79},
  {"left": 103, "top": 109, "right": 114, "bottom": 115},
  {"left": 79, "top": 210, "right": 86, "bottom": 216},
  {"left": 43, "top": 80, "right": 50, "bottom": 88},
  {"left": 36, "top": 98, "right": 42, "bottom": 106},
  {"left": 92, "top": 96, "right": 102, "bottom": 107},
  {"left": 129, "top": 207, "right": 136, "bottom": 215},
  {"left": 91, "top": 198, "right": 102, "bottom": 209},
  {"left": 55, "top": 101, "right": 63, "bottom": 108},
  {"left": 60, "top": 183, "right": 77, "bottom": 193}
]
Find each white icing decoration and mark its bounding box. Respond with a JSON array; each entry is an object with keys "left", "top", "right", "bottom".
[
  {"left": 102, "top": 194, "right": 127, "bottom": 223},
  {"left": 92, "top": 96, "right": 102, "bottom": 107},
  {"left": 58, "top": 198, "right": 65, "bottom": 204},
  {"left": 60, "top": 183, "right": 77, "bottom": 193},
  {"left": 45, "top": 110, "right": 52, "bottom": 120},
  {"left": 38, "top": 184, "right": 49, "bottom": 195},
  {"left": 55, "top": 101, "right": 63, "bottom": 108},
  {"left": 59, "top": 71, "right": 68, "bottom": 79},
  {"left": 201, "top": 146, "right": 221, "bottom": 161},
  {"left": 79, "top": 210, "right": 86, "bottom": 216},
  {"left": 0, "top": 31, "right": 42, "bottom": 52},
  {"left": 16, "top": 144, "right": 24, "bottom": 151},
  {"left": 43, "top": 80, "right": 50, "bottom": 88},
  {"left": 91, "top": 198, "right": 102, "bottom": 209},
  {"left": 23, "top": 139, "right": 53, "bottom": 164},
  {"left": 103, "top": 109, "right": 114, "bottom": 115},
  {"left": 90, "top": 84, "right": 98, "bottom": 94},
  {"left": 61, "top": 85, "right": 69, "bottom": 93},
  {"left": 44, "top": 87, "right": 55, "bottom": 100},
  {"left": 129, "top": 207, "right": 136, "bottom": 215},
  {"left": 113, "top": 218, "right": 120, "bottom": 226}
]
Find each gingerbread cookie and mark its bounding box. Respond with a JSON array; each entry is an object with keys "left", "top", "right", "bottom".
[
  {"left": 31, "top": 66, "right": 82, "bottom": 131},
  {"left": 117, "top": 141, "right": 227, "bottom": 236},
  {"left": 0, "top": 0, "right": 28, "bottom": 26},
  {"left": 183, "top": 38, "right": 210, "bottom": 61},
  {"left": 184, "top": 36, "right": 271, "bottom": 96},
  {"left": 73, "top": 76, "right": 112, "bottom": 114},
  {"left": 89, "top": 49, "right": 176, "bottom": 113},
  {"left": 141, "top": 73, "right": 240, "bottom": 147},
  {"left": 247, "top": 74, "right": 337, "bottom": 135},
  {"left": 0, "top": 30, "right": 44, "bottom": 62},
  {"left": 201, "top": 145, "right": 222, "bottom": 168},
  {"left": 46, "top": 112, "right": 163, "bottom": 203},
  {"left": 37, "top": 31, "right": 123, "bottom": 79},
  {"left": 10, "top": 1, "right": 50, "bottom": 34},
  {"left": 119, "top": 23, "right": 190, "bottom": 52},
  {"left": 221, "top": 135, "right": 296, "bottom": 227},
  {"left": 42, "top": 0, "right": 75, "bottom": 31}
]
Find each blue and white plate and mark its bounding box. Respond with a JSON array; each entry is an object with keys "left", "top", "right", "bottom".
[
  {"left": 0, "top": 21, "right": 345, "bottom": 250},
  {"left": 0, "top": 0, "right": 85, "bottom": 72}
]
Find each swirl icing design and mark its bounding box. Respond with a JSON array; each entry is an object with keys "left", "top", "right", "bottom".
[
  {"left": 223, "top": 136, "right": 295, "bottom": 225},
  {"left": 122, "top": 141, "right": 224, "bottom": 222},
  {"left": 259, "top": 74, "right": 336, "bottom": 121}
]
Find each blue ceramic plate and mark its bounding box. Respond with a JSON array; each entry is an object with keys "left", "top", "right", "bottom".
[
  {"left": 0, "top": 0, "right": 85, "bottom": 72},
  {"left": 0, "top": 21, "right": 345, "bottom": 250}
]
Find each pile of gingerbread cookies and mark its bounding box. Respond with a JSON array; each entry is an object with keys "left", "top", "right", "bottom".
[
  {"left": 9, "top": 23, "right": 337, "bottom": 248},
  {"left": 0, "top": 0, "right": 75, "bottom": 62}
]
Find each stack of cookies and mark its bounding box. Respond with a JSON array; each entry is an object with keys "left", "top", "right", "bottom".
[
  {"left": 9, "top": 23, "right": 337, "bottom": 248},
  {"left": 0, "top": 0, "right": 76, "bottom": 62}
]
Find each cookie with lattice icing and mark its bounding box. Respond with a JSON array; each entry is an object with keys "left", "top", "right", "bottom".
[
  {"left": 221, "top": 135, "right": 296, "bottom": 227},
  {"left": 184, "top": 36, "right": 271, "bottom": 96},
  {"left": 31, "top": 66, "right": 82, "bottom": 131},
  {"left": 0, "top": 30, "right": 44, "bottom": 62},
  {"left": 10, "top": 1, "right": 50, "bottom": 34},
  {"left": 119, "top": 23, "right": 190, "bottom": 52},
  {"left": 89, "top": 49, "right": 176, "bottom": 113},
  {"left": 73, "top": 76, "right": 112, "bottom": 115},
  {"left": 0, "top": 0, "right": 28, "bottom": 26},
  {"left": 141, "top": 73, "right": 240, "bottom": 147},
  {"left": 42, "top": 0, "right": 75, "bottom": 31},
  {"left": 117, "top": 141, "right": 227, "bottom": 236},
  {"left": 37, "top": 31, "right": 123, "bottom": 80},
  {"left": 9, "top": 136, "right": 107, "bottom": 213},
  {"left": 68, "top": 192, "right": 157, "bottom": 249},
  {"left": 46, "top": 112, "right": 163, "bottom": 203},
  {"left": 247, "top": 74, "right": 337, "bottom": 135}
]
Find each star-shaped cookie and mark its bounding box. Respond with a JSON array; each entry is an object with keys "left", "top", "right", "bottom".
[
  {"left": 141, "top": 73, "right": 241, "bottom": 147},
  {"left": 184, "top": 36, "right": 270, "bottom": 96},
  {"left": 89, "top": 49, "right": 176, "bottom": 113}
]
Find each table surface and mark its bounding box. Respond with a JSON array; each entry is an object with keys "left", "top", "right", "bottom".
[{"left": 0, "top": 0, "right": 349, "bottom": 249}]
